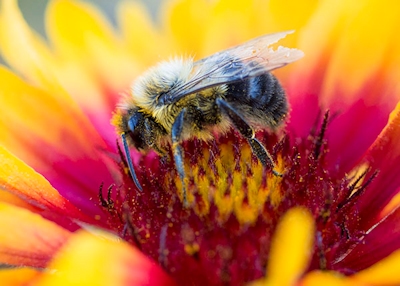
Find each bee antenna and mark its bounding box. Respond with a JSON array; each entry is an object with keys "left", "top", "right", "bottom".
[{"left": 121, "top": 133, "right": 143, "bottom": 192}]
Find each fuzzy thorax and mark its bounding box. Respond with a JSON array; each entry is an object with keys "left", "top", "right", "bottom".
[{"left": 130, "top": 58, "right": 193, "bottom": 124}]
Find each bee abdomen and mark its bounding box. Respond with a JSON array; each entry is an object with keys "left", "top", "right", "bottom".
[{"left": 225, "top": 73, "right": 288, "bottom": 128}]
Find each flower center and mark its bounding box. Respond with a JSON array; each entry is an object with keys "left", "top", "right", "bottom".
[
  {"left": 100, "top": 111, "right": 378, "bottom": 285},
  {"left": 168, "top": 133, "right": 285, "bottom": 225}
]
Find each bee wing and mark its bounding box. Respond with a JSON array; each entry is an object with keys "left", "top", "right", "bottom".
[{"left": 161, "top": 30, "right": 304, "bottom": 104}]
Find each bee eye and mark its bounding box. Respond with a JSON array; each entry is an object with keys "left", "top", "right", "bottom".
[
  {"left": 126, "top": 112, "right": 146, "bottom": 150},
  {"left": 127, "top": 112, "right": 144, "bottom": 132}
]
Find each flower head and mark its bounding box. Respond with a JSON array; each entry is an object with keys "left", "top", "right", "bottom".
[{"left": 0, "top": 0, "right": 400, "bottom": 285}]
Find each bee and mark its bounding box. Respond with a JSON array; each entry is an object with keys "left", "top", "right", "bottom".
[{"left": 112, "top": 30, "right": 304, "bottom": 204}]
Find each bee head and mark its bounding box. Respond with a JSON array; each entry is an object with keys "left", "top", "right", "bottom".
[{"left": 112, "top": 108, "right": 147, "bottom": 151}]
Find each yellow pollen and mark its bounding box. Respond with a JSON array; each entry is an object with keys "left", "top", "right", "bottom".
[
  {"left": 166, "top": 138, "right": 287, "bottom": 225},
  {"left": 347, "top": 163, "right": 370, "bottom": 196},
  {"left": 184, "top": 243, "right": 200, "bottom": 256}
]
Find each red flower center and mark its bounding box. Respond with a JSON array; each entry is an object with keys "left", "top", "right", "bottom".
[{"left": 99, "top": 111, "right": 377, "bottom": 285}]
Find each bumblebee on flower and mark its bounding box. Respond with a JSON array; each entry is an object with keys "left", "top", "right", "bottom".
[
  {"left": 0, "top": 0, "right": 399, "bottom": 286},
  {"left": 112, "top": 31, "right": 303, "bottom": 204}
]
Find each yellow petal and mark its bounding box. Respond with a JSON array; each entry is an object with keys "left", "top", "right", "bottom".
[
  {"left": 117, "top": 1, "right": 166, "bottom": 68},
  {"left": 0, "top": 268, "right": 41, "bottom": 286},
  {"left": 0, "top": 0, "right": 56, "bottom": 88},
  {"left": 268, "top": 0, "right": 319, "bottom": 31},
  {"left": 0, "top": 189, "right": 36, "bottom": 211},
  {"left": 163, "top": 0, "right": 211, "bottom": 54},
  {"left": 200, "top": 0, "right": 261, "bottom": 57},
  {"left": 0, "top": 0, "right": 103, "bottom": 114},
  {"left": 321, "top": 1, "right": 400, "bottom": 106},
  {"left": 37, "top": 230, "right": 176, "bottom": 286},
  {"left": 46, "top": 0, "right": 116, "bottom": 60},
  {"left": 300, "top": 270, "right": 359, "bottom": 286},
  {"left": 46, "top": 0, "right": 136, "bottom": 93},
  {"left": 381, "top": 192, "right": 400, "bottom": 219},
  {"left": 250, "top": 207, "right": 315, "bottom": 286},
  {"left": 268, "top": 208, "right": 315, "bottom": 284},
  {"left": 351, "top": 249, "right": 400, "bottom": 285},
  {"left": 0, "top": 202, "right": 71, "bottom": 267}
]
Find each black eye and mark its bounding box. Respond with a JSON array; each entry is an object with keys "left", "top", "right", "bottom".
[
  {"left": 127, "top": 112, "right": 144, "bottom": 132},
  {"left": 127, "top": 112, "right": 146, "bottom": 150}
]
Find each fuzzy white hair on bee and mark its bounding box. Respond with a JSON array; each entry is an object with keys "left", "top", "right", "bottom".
[
  {"left": 131, "top": 57, "right": 194, "bottom": 113},
  {"left": 112, "top": 30, "right": 304, "bottom": 206}
]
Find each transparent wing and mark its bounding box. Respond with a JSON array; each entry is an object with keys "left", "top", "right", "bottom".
[{"left": 160, "top": 30, "right": 304, "bottom": 104}]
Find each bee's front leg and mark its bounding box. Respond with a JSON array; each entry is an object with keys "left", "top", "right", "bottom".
[
  {"left": 171, "top": 108, "right": 189, "bottom": 206},
  {"left": 121, "top": 132, "right": 143, "bottom": 191}
]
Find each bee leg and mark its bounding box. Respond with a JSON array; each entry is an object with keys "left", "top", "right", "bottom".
[
  {"left": 216, "top": 98, "right": 281, "bottom": 176},
  {"left": 171, "top": 108, "right": 188, "bottom": 206},
  {"left": 121, "top": 132, "right": 143, "bottom": 191}
]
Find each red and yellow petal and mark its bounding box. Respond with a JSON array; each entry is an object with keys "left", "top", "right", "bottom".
[
  {"left": 358, "top": 103, "right": 400, "bottom": 228},
  {"left": 0, "top": 202, "right": 71, "bottom": 268},
  {"left": 350, "top": 249, "right": 400, "bottom": 285},
  {"left": 0, "top": 146, "right": 91, "bottom": 224},
  {"left": 288, "top": 1, "right": 400, "bottom": 175},
  {"left": 0, "top": 0, "right": 136, "bottom": 142},
  {"left": 0, "top": 67, "right": 115, "bottom": 222},
  {"left": 37, "top": 230, "right": 176, "bottom": 286}
]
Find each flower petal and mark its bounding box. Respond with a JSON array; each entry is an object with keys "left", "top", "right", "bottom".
[
  {"left": 0, "top": 202, "right": 71, "bottom": 268},
  {"left": 0, "top": 145, "right": 92, "bottom": 225},
  {"left": 37, "top": 230, "right": 176, "bottom": 286},
  {"left": 267, "top": 208, "right": 315, "bottom": 284},
  {"left": 0, "top": 0, "right": 55, "bottom": 86},
  {"left": 301, "top": 270, "right": 352, "bottom": 286},
  {"left": 117, "top": 1, "right": 165, "bottom": 68},
  {"left": 288, "top": 0, "right": 400, "bottom": 173},
  {"left": 351, "top": 249, "right": 400, "bottom": 285},
  {"left": 0, "top": 0, "right": 137, "bottom": 143},
  {"left": 0, "top": 67, "right": 115, "bottom": 223},
  {"left": 163, "top": 0, "right": 211, "bottom": 55},
  {"left": 0, "top": 268, "right": 41, "bottom": 285},
  {"left": 45, "top": 0, "right": 138, "bottom": 130},
  {"left": 268, "top": 0, "right": 318, "bottom": 32},
  {"left": 357, "top": 103, "right": 400, "bottom": 228},
  {"left": 333, "top": 205, "right": 400, "bottom": 273},
  {"left": 250, "top": 207, "right": 315, "bottom": 285},
  {"left": 0, "top": 189, "right": 36, "bottom": 211}
]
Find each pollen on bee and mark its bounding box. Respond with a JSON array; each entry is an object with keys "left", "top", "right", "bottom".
[{"left": 110, "top": 110, "right": 125, "bottom": 135}]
